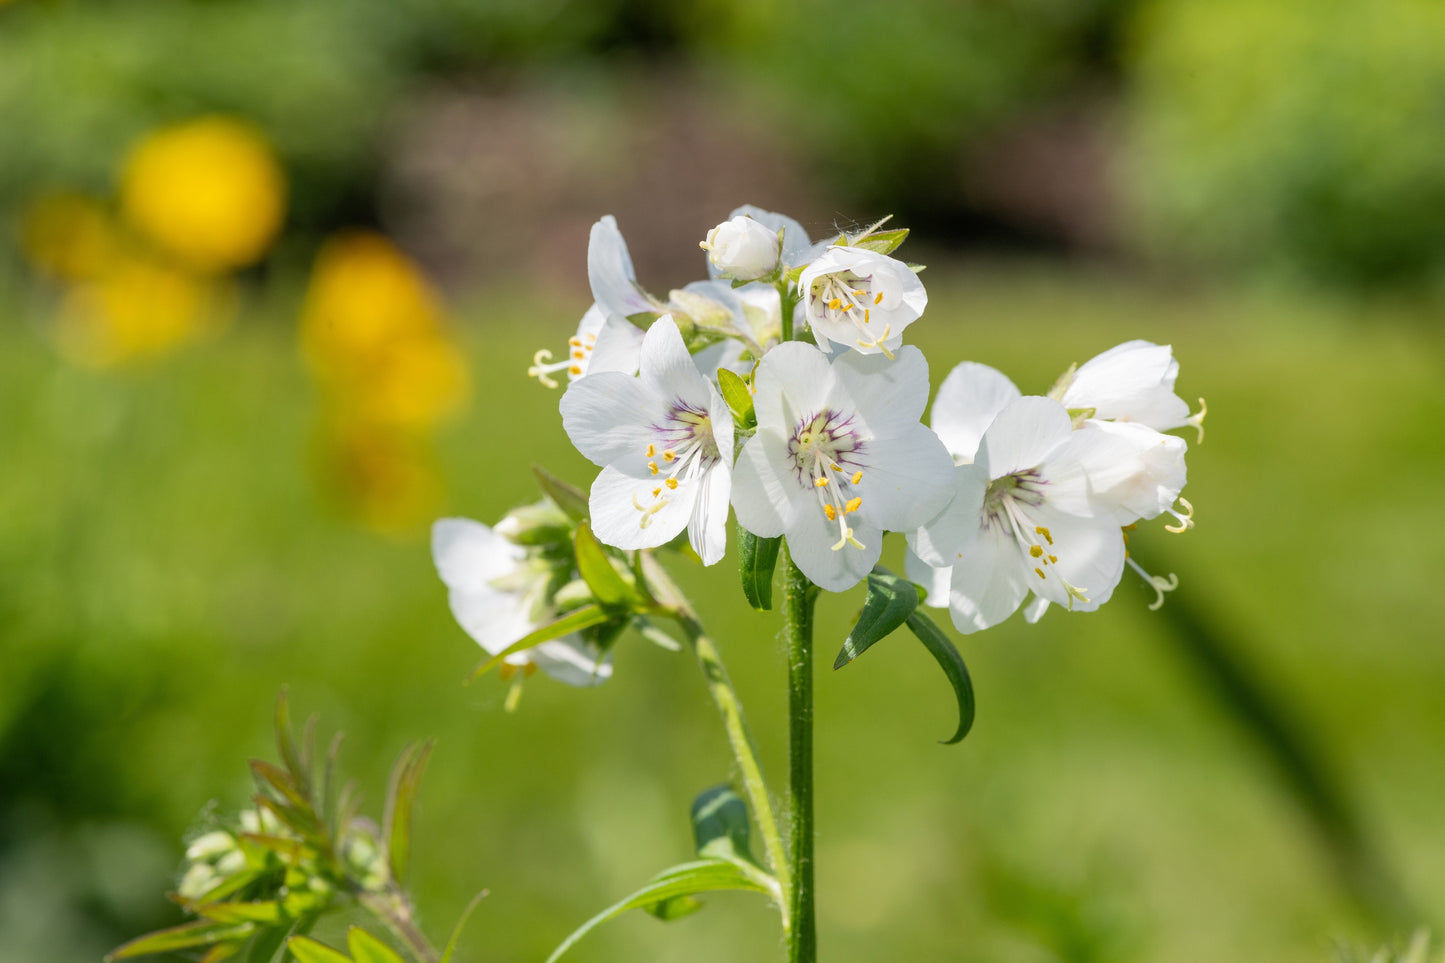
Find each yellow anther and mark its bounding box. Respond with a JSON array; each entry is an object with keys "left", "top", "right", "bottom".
[
  {"left": 830, "top": 463, "right": 842, "bottom": 472},
  {"left": 652, "top": 487, "right": 662, "bottom": 497},
  {"left": 814, "top": 477, "right": 829, "bottom": 488},
  {"left": 874, "top": 291, "right": 883, "bottom": 304},
  {"left": 665, "top": 478, "right": 678, "bottom": 490},
  {"left": 851, "top": 470, "right": 862, "bottom": 485},
  {"left": 823, "top": 504, "right": 837, "bottom": 521},
  {"left": 828, "top": 298, "right": 842, "bottom": 311},
  {"left": 572, "top": 351, "right": 586, "bottom": 360},
  {"left": 864, "top": 309, "right": 870, "bottom": 323},
  {"left": 1035, "top": 567, "right": 1047, "bottom": 580},
  {"left": 568, "top": 337, "right": 582, "bottom": 347},
  {"left": 1029, "top": 545, "right": 1044, "bottom": 558},
  {"left": 646, "top": 443, "right": 656, "bottom": 457},
  {"left": 649, "top": 462, "right": 659, "bottom": 475},
  {"left": 663, "top": 449, "right": 676, "bottom": 462},
  {"left": 568, "top": 365, "right": 582, "bottom": 375},
  {"left": 1035, "top": 526, "right": 1053, "bottom": 545},
  {"left": 851, "top": 289, "right": 868, "bottom": 297},
  {"left": 1049, "top": 554, "right": 1057, "bottom": 563},
  {"left": 845, "top": 497, "right": 862, "bottom": 514}
]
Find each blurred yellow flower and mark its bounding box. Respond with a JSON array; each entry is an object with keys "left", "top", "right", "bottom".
[
  {"left": 316, "top": 419, "right": 444, "bottom": 534},
  {"left": 301, "top": 232, "right": 444, "bottom": 366},
  {"left": 53, "top": 255, "right": 228, "bottom": 368},
  {"left": 120, "top": 116, "right": 286, "bottom": 273},
  {"left": 19, "top": 192, "right": 120, "bottom": 282}
]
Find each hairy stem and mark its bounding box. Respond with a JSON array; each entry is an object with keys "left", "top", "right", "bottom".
[
  {"left": 782, "top": 544, "right": 818, "bottom": 963},
  {"left": 360, "top": 889, "right": 440, "bottom": 963}
]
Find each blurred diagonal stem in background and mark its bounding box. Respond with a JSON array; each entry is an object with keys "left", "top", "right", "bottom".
[
  {"left": 639, "top": 552, "right": 792, "bottom": 928},
  {"left": 1135, "top": 549, "right": 1421, "bottom": 932},
  {"left": 782, "top": 543, "right": 819, "bottom": 963}
]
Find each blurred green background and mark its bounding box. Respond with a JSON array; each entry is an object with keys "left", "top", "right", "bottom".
[{"left": 3, "top": 0, "right": 1444, "bottom": 961}]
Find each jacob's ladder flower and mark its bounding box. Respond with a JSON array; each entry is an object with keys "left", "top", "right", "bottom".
[{"left": 798, "top": 246, "right": 927, "bottom": 358}]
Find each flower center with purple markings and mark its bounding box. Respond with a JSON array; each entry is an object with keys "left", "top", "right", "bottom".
[
  {"left": 633, "top": 403, "right": 719, "bottom": 528},
  {"left": 788, "top": 409, "right": 869, "bottom": 551}
]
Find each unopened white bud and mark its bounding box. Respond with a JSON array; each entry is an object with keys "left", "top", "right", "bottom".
[{"left": 701, "top": 216, "right": 780, "bottom": 281}]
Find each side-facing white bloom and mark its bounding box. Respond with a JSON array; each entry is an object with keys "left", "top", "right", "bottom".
[
  {"left": 432, "top": 517, "right": 611, "bottom": 686},
  {"left": 528, "top": 303, "right": 646, "bottom": 388},
  {"left": 911, "top": 397, "right": 1139, "bottom": 633},
  {"left": 799, "top": 246, "right": 927, "bottom": 358},
  {"left": 700, "top": 215, "right": 781, "bottom": 281},
  {"left": 731, "top": 342, "right": 954, "bottom": 592},
  {"left": 1055, "top": 339, "right": 1206, "bottom": 442},
  {"left": 560, "top": 317, "right": 734, "bottom": 565}
]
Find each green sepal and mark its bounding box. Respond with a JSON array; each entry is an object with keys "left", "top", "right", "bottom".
[
  {"left": 737, "top": 527, "right": 781, "bottom": 611},
  {"left": 691, "top": 785, "right": 758, "bottom": 868},
  {"left": 904, "top": 610, "right": 977, "bottom": 745},
  {"left": 716, "top": 368, "right": 756, "bottom": 429},
  {"left": 286, "top": 936, "right": 352, "bottom": 963},
  {"left": 574, "top": 521, "right": 639, "bottom": 610},
  {"left": 833, "top": 566, "right": 925, "bottom": 669},
  {"left": 543, "top": 861, "right": 772, "bottom": 963},
  {"left": 347, "top": 926, "right": 406, "bottom": 963},
  {"left": 846, "top": 228, "right": 909, "bottom": 256},
  {"left": 532, "top": 465, "right": 590, "bottom": 523},
  {"left": 467, "top": 605, "right": 612, "bottom": 681},
  {"left": 106, "top": 920, "right": 257, "bottom": 960},
  {"left": 383, "top": 741, "right": 433, "bottom": 884}
]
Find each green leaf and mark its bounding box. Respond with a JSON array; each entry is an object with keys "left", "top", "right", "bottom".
[
  {"left": 847, "top": 228, "right": 909, "bottom": 256},
  {"left": 574, "top": 522, "right": 637, "bottom": 609},
  {"left": 634, "top": 616, "right": 683, "bottom": 652},
  {"left": 905, "top": 610, "right": 977, "bottom": 744},
  {"left": 737, "top": 527, "right": 780, "bottom": 611},
  {"left": 347, "top": 927, "right": 406, "bottom": 963},
  {"left": 203, "top": 943, "right": 244, "bottom": 963},
  {"left": 249, "top": 760, "right": 310, "bottom": 812},
  {"left": 644, "top": 895, "right": 704, "bottom": 921},
  {"left": 543, "top": 861, "right": 771, "bottom": 963},
  {"left": 286, "top": 936, "right": 352, "bottom": 963},
  {"left": 690, "top": 785, "right": 758, "bottom": 867},
  {"left": 834, "top": 566, "right": 925, "bottom": 669},
  {"left": 107, "top": 921, "right": 257, "bottom": 960},
  {"left": 439, "top": 889, "right": 489, "bottom": 963},
  {"left": 273, "top": 690, "right": 309, "bottom": 797},
  {"left": 194, "top": 901, "right": 284, "bottom": 925},
  {"left": 715, "top": 368, "right": 756, "bottom": 429},
  {"left": 467, "top": 605, "right": 612, "bottom": 681},
  {"left": 383, "top": 740, "right": 433, "bottom": 884},
  {"left": 533, "top": 465, "right": 590, "bottom": 522}
]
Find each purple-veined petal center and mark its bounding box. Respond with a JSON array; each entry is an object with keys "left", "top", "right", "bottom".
[{"left": 787, "top": 408, "right": 870, "bottom": 551}]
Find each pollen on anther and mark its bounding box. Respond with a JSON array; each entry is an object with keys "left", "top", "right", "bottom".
[
  {"left": 649, "top": 462, "right": 659, "bottom": 475},
  {"left": 845, "top": 497, "right": 862, "bottom": 514},
  {"left": 851, "top": 470, "right": 863, "bottom": 485},
  {"left": 646, "top": 443, "right": 656, "bottom": 457},
  {"left": 828, "top": 298, "right": 842, "bottom": 311},
  {"left": 568, "top": 365, "right": 582, "bottom": 375},
  {"left": 1035, "top": 525, "right": 1054, "bottom": 545},
  {"left": 1049, "top": 555, "right": 1057, "bottom": 563},
  {"left": 1029, "top": 545, "right": 1044, "bottom": 558},
  {"left": 572, "top": 351, "right": 586, "bottom": 360},
  {"left": 864, "top": 309, "right": 870, "bottom": 323},
  {"left": 568, "top": 337, "right": 582, "bottom": 347},
  {"left": 1035, "top": 567, "right": 1047, "bottom": 579},
  {"left": 874, "top": 292, "right": 884, "bottom": 304},
  {"left": 663, "top": 450, "right": 677, "bottom": 462},
  {"left": 665, "top": 478, "right": 678, "bottom": 490},
  {"left": 823, "top": 504, "right": 837, "bottom": 521},
  {"left": 814, "top": 477, "right": 829, "bottom": 488}
]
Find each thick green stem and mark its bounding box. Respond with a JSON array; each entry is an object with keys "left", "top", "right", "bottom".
[{"left": 782, "top": 544, "right": 818, "bottom": 963}]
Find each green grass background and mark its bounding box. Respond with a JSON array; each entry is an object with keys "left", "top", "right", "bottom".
[{"left": 2, "top": 267, "right": 1443, "bottom": 962}]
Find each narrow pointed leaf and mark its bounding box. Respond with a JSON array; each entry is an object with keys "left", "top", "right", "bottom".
[
  {"left": 690, "top": 785, "right": 758, "bottom": 867},
  {"left": 286, "top": 936, "right": 352, "bottom": 963},
  {"left": 201, "top": 943, "right": 243, "bottom": 963},
  {"left": 834, "top": 566, "right": 925, "bottom": 669},
  {"left": 347, "top": 927, "right": 406, "bottom": 963},
  {"left": 574, "top": 522, "right": 636, "bottom": 609},
  {"left": 533, "top": 465, "right": 590, "bottom": 522},
  {"left": 716, "top": 368, "right": 756, "bottom": 429},
  {"left": 383, "top": 740, "right": 433, "bottom": 884},
  {"left": 467, "top": 605, "right": 611, "bottom": 681},
  {"left": 737, "top": 527, "right": 780, "bottom": 611},
  {"left": 107, "top": 921, "right": 257, "bottom": 959},
  {"left": 848, "top": 228, "right": 909, "bottom": 256},
  {"left": 273, "top": 690, "right": 308, "bottom": 795},
  {"left": 439, "top": 889, "right": 489, "bottom": 963},
  {"left": 249, "top": 760, "right": 310, "bottom": 812},
  {"left": 905, "top": 610, "right": 977, "bottom": 744},
  {"left": 543, "top": 861, "right": 771, "bottom": 963},
  {"left": 194, "top": 901, "right": 284, "bottom": 925}
]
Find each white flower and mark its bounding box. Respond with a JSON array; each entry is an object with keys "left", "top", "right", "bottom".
[
  {"left": 528, "top": 303, "right": 646, "bottom": 389},
  {"left": 1055, "top": 339, "right": 1206, "bottom": 442},
  {"left": 700, "top": 215, "right": 781, "bottom": 281},
  {"left": 432, "top": 517, "right": 612, "bottom": 686},
  {"left": 798, "top": 246, "right": 927, "bottom": 358},
  {"left": 707, "top": 205, "right": 819, "bottom": 276},
  {"left": 560, "top": 316, "right": 734, "bottom": 565},
  {"left": 731, "top": 342, "right": 955, "bottom": 592},
  {"left": 911, "top": 396, "right": 1139, "bottom": 633},
  {"left": 589, "top": 214, "right": 663, "bottom": 320}
]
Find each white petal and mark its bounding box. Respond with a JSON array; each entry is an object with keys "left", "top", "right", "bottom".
[
  {"left": 588, "top": 215, "right": 655, "bottom": 319},
  {"left": 909, "top": 463, "right": 988, "bottom": 567},
  {"left": 947, "top": 525, "right": 1032, "bottom": 634},
  {"left": 751, "top": 342, "right": 837, "bottom": 436},
  {"left": 1022, "top": 595, "right": 1050, "bottom": 623},
  {"left": 1062, "top": 340, "right": 1190, "bottom": 430},
  {"left": 1022, "top": 506, "right": 1125, "bottom": 612},
  {"left": 432, "top": 517, "right": 523, "bottom": 588},
  {"left": 832, "top": 344, "right": 933, "bottom": 432},
  {"left": 530, "top": 639, "right": 614, "bottom": 687},
  {"left": 589, "top": 464, "right": 697, "bottom": 551},
  {"left": 690, "top": 460, "right": 732, "bottom": 565},
  {"left": 930, "top": 362, "right": 1021, "bottom": 462},
  {"left": 730, "top": 430, "right": 799, "bottom": 538},
  {"left": 587, "top": 314, "right": 645, "bottom": 377},
  {"left": 785, "top": 505, "right": 882, "bottom": 593},
  {"left": 904, "top": 547, "right": 951, "bottom": 609},
  {"left": 976, "top": 397, "right": 1073, "bottom": 478},
  {"left": 560, "top": 372, "right": 661, "bottom": 470},
  {"left": 1055, "top": 420, "right": 1187, "bottom": 522},
  {"left": 637, "top": 316, "right": 710, "bottom": 407},
  {"left": 855, "top": 423, "right": 956, "bottom": 531},
  {"left": 726, "top": 205, "right": 813, "bottom": 268}
]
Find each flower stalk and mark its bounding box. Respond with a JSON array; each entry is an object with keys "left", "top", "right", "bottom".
[{"left": 782, "top": 544, "right": 819, "bottom": 963}]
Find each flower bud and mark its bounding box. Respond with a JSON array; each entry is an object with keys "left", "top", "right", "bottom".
[{"left": 701, "top": 216, "right": 780, "bottom": 281}]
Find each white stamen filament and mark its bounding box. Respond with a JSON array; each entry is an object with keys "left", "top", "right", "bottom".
[
  {"left": 811, "top": 272, "right": 896, "bottom": 358},
  {"left": 1126, "top": 556, "right": 1179, "bottom": 610},
  {"left": 527, "top": 332, "right": 598, "bottom": 388}
]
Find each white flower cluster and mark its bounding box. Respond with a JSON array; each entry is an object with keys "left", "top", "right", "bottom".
[{"left": 440, "top": 206, "right": 1205, "bottom": 682}]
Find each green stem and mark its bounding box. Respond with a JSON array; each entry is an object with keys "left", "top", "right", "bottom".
[
  {"left": 779, "top": 282, "right": 799, "bottom": 344},
  {"left": 638, "top": 554, "right": 792, "bottom": 925},
  {"left": 360, "top": 889, "right": 441, "bottom": 963},
  {"left": 782, "top": 543, "right": 818, "bottom": 963}
]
